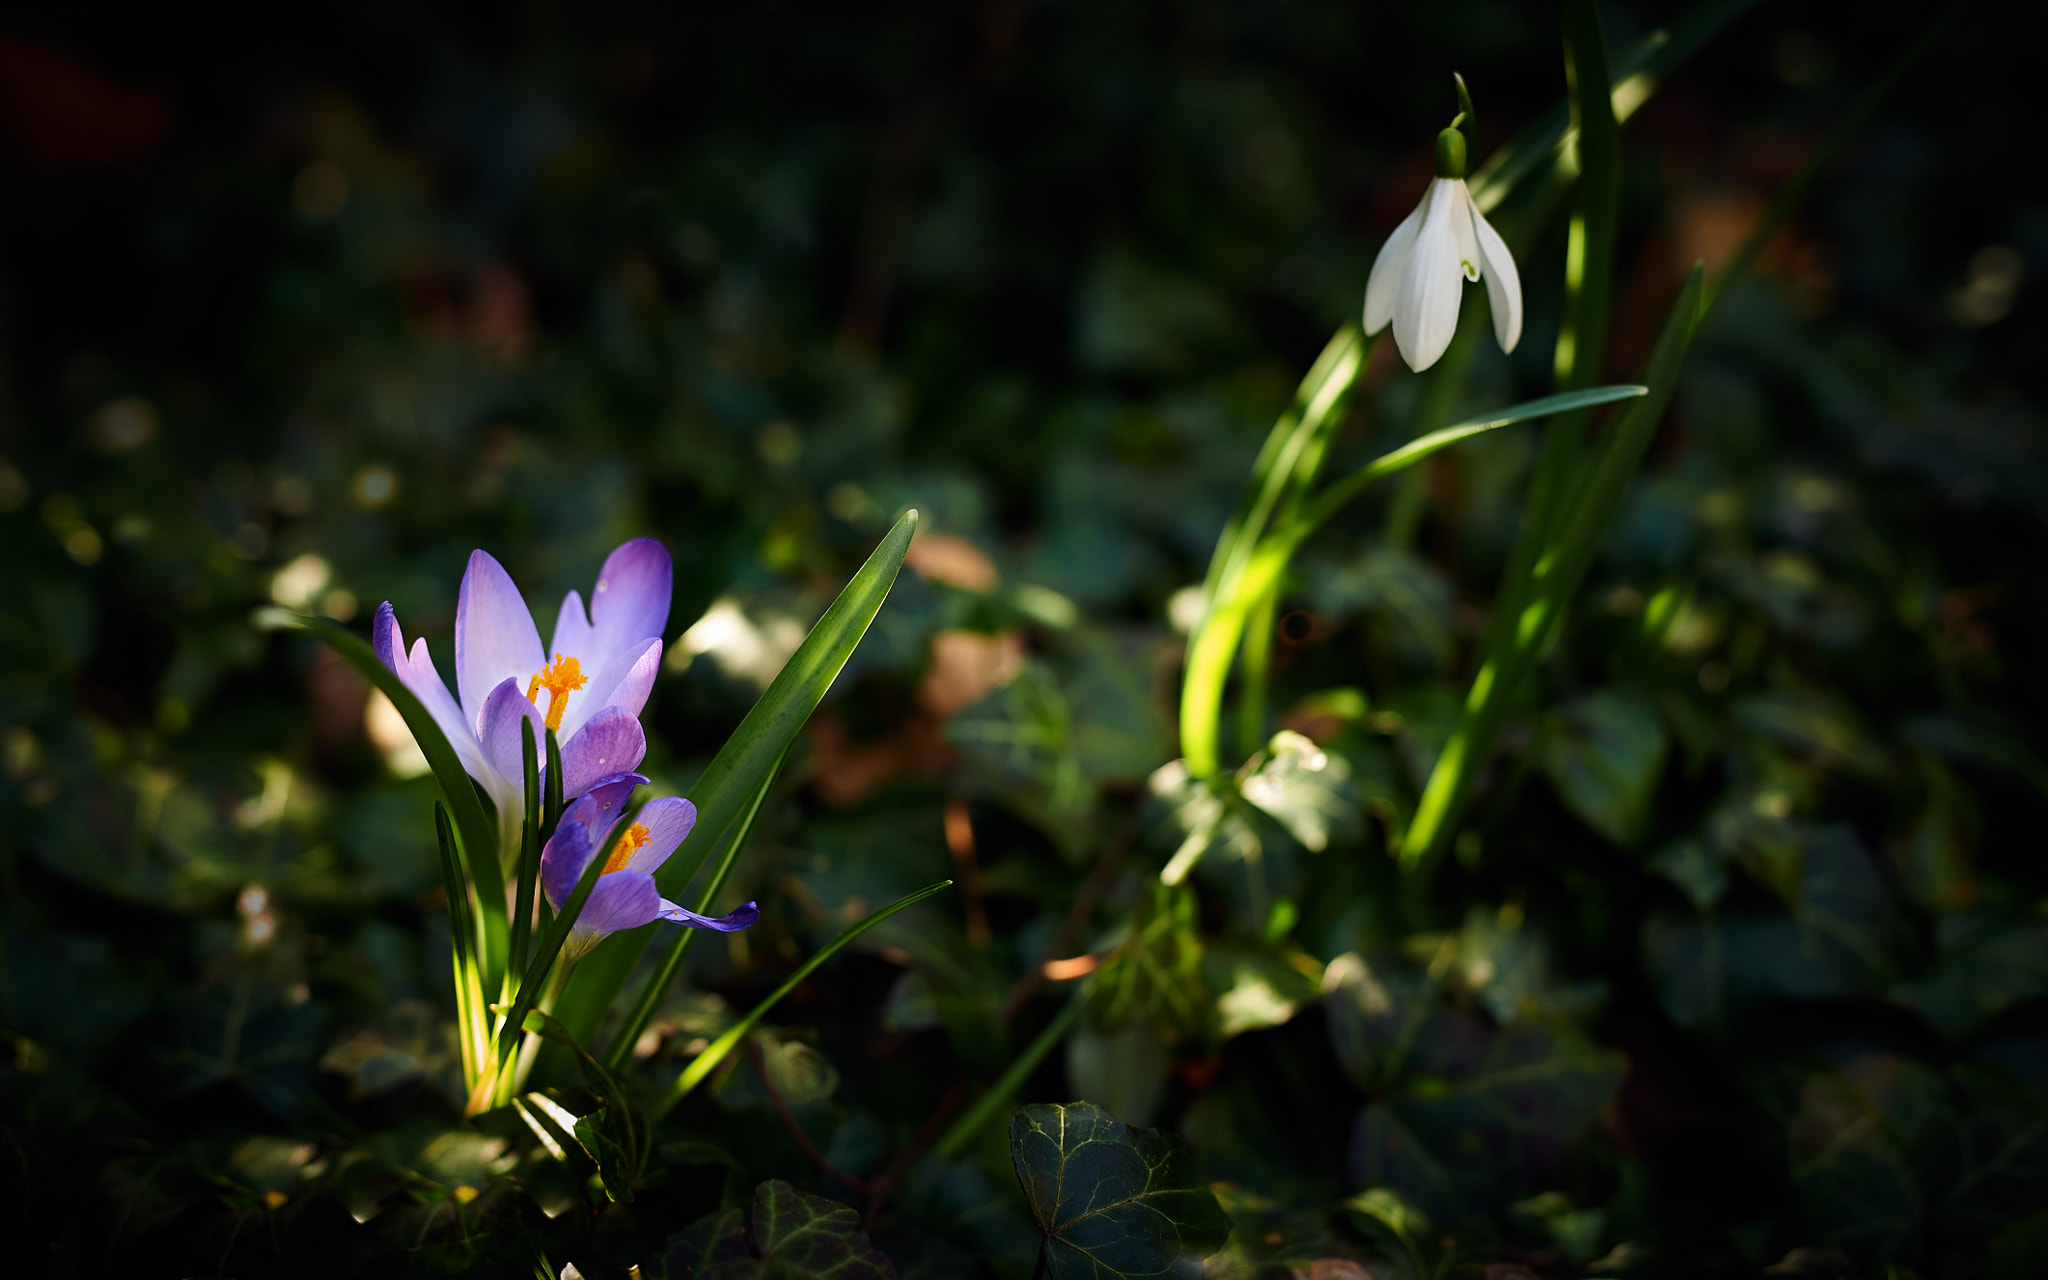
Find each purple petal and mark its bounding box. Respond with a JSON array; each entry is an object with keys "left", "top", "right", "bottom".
[
  {"left": 560, "top": 637, "right": 662, "bottom": 740},
  {"left": 540, "top": 820, "right": 593, "bottom": 909},
  {"left": 559, "top": 771, "right": 648, "bottom": 841},
  {"left": 549, "top": 588, "right": 596, "bottom": 668},
  {"left": 655, "top": 899, "right": 759, "bottom": 932},
  {"left": 589, "top": 539, "right": 671, "bottom": 653},
  {"left": 478, "top": 677, "right": 545, "bottom": 791},
  {"left": 627, "top": 796, "right": 697, "bottom": 874},
  {"left": 555, "top": 706, "right": 647, "bottom": 801},
  {"left": 373, "top": 601, "right": 403, "bottom": 673},
  {"left": 404, "top": 638, "right": 491, "bottom": 779},
  {"left": 455, "top": 550, "right": 545, "bottom": 733},
  {"left": 371, "top": 602, "right": 489, "bottom": 782},
  {"left": 573, "top": 871, "right": 662, "bottom": 938}
]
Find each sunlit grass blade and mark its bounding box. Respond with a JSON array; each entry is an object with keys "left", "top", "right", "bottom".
[
  {"left": 1541, "top": 0, "right": 1622, "bottom": 494},
  {"left": 1181, "top": 328, "right": 1368, "bottom": 777},
  {"left": 257, "top": 608, "right": 507, "bottom": 986},
  {"left": 436, "top": 803, "right": 487, "bottom": 1084},
  {"left": 549, "top": 512, "right": 920, "bottom": 1058},
  {"left": 600, "top": 751, "right": 784, "bottom": 1075},
  {"left": 1293, "top": 385, "right": 1649, "bottom": 538},
  {"left": 1178, "top": 385, "right": 1649, "bottom": 803},
  {"left": 1403, "top": 267, "right": 1707, "bottom": 870},
  {"left": 649, "top": 880, "right": 954, "bottom": 1120}
]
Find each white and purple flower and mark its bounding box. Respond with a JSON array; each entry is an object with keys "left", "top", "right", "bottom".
[
  {"left": 373, "top": 538, "right": 672, "bottom": 853},
  {"left": 541, "top": 773, "right": 759, "bottom": 956}
]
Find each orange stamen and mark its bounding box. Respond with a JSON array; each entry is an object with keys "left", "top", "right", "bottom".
[
  {"left": 600, "top": 822, "right": 652, "bottom": 875},
  {"left": 532, "top": 652, "right": 587, "bottom": 733}
]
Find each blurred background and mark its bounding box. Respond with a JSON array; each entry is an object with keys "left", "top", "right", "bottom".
[{"left": 3, "top": 0, "right": 2046, "bottom": 1276}]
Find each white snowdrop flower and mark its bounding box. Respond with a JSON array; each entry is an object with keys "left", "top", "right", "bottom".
[{"left": 1364, "top": 115, "right": 1522, "bottom": 372}]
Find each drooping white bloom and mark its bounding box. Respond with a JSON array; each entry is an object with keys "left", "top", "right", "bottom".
[{"left": 1364, "top": 146, "right": 1522, "bottom": 373}]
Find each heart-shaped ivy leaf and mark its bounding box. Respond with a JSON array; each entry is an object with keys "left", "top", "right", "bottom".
[
  {"left": 1009, "top": 1100, "right": 1232, "bottom": 1279},
  {"left": 666, "top": 1179, "right": 899, "bottom": 1279}
]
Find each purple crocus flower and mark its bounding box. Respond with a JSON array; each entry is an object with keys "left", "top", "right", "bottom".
[
  {"left": 541, "top": 773, "right": 759, "bottom": 957},
  {"left": 373, "top": 538, "right": 671, "bottom": 852}
]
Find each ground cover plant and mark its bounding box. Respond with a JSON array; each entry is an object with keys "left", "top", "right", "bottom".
[{"left": 3, "top": 1, "right": 2045, "bottom": 1276}]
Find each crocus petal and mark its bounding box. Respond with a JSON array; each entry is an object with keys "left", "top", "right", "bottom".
[
  {"left": 628, "top": 796, "right": 698, "bottom": 874},
  {"left": 575, "top": 870, "right": 662, "bottom": 937},
  {"left": 555, "top": 706, "right": 648, "bottom": 800},
  {"left": 1364, "top": 192, "right": 1428, "bottom": 336},
  {"left": 560, "top": 771, "right": 648, "bottom": 847},
  {"left": 455, "top": 550, "right": 546, "bottom": 732},
  {"left": 656, "top": 898, "right": 760, "bottom": 932},
  {"left": 588, "top": 539, "right": 671, "bottom": 663},
  {"left": 541, "top": 820, "right": 594, "bottom": 909},
  {"left": 1449, "top": 180, "right": 1481, "bottom": 282},
  {"left": 549, "top": 589, "right": 596, "bottom": 671},
  {"left": 478, "top": 676, "right": 546, "bottom": 793},
  {"left": 373, "top": 602, "right": 487, "bottom": 779},
  {"left": 1469, "top": 195, "right": 1523, "bottom": 353},
  {"left": 1393, "top": 177, "right": 1466, "bottom": 372},
  {"left": 559, "top": 636, "right": 662, "bottom": 741}
]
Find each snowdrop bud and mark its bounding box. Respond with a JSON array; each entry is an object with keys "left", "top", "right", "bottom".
[{"left": 1434, "top": 126, "right": 1467, "bottom": 180}]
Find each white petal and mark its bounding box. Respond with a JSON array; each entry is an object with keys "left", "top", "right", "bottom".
[
  {"left": 1447, "top": 180, "right": 1481, "bottom": 282},
  {"left": 1468, "top": 195, "right": 1523, "bottom": 353},
  {"left": 1363, "top": 188, "right": 1429, "bottom": 335},
  {"left": 1392, "top": 178, "right": 1465, "bottom": 371}
]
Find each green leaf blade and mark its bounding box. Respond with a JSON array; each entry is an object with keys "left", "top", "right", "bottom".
[{"left": 551, "top": 511, "right": 918, "bottom": 1058}]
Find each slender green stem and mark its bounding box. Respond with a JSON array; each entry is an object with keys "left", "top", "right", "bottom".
[
  {"left": 933, "top": 995, "right": 1084, "bottom": 1160},
  {"left": 601, "top": 754, "right": 784, "bottom": 1074}
]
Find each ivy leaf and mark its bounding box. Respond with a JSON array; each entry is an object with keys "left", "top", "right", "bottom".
[
  {"left": 662, "top": 1208, "right": 750, "bottom": 1278},
  {"left": 573, "top": 1108, "right": 634, "bottom": 1204},
  {"left": 1009, "top": 1101, "right": 1233, "bottom": 1279},
  {"left": 1239, "top": 730, "right": 1360, "bottom": 853},
  {"left": 686, "top": 1179, "right": 899, "bottom": 1280},
  {"left": 1540, "top": 690, "right": 1666, "bottom": 847}
]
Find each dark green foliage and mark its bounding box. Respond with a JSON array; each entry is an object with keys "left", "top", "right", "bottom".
[
  {"left": 664, "top": 1180, "right": 899, "bottom": 1279},
  {"left": 1009, "top": 1102, "right": 1233, "bottom": 1279},
  {"left": 0, "top": 2, "right": 2040, "bottom": 1278}
]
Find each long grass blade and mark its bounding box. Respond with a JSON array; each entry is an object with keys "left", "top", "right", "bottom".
[
  {"left": 599, "top": 751, "right": 784, "bottom": 1074},
  {"left": 1180, "top": 328, "right": 1368, "bottom": 777},
  {"left": 548, "top": 512, "right": 920, "bottom": 1059},
  {"left": 436, "top": 803, "right": 486, "bottom": 1083},
  {"left": 509, "top": 719, "right": 541, "bottom": 979},
  {"left": 1403, "top": 267, "right": 1707, "bottom": 869},
  {"left": 1294, "top": 385, "right": 1649, "bottom": 538},
  {"left": 650, "top": 880, "right": 954, "bottom": 1119}
]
